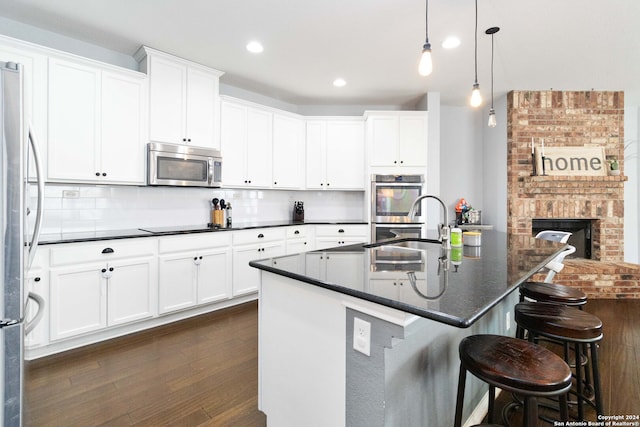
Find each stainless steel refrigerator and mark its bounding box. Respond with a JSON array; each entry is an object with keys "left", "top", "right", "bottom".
[{"left": 1, "top": 61, "right": 45, "bottom": 426}]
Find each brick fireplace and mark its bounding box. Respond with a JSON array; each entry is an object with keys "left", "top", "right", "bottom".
[{"left": 507, "top": 90, "right": 640, "bottom": 298}]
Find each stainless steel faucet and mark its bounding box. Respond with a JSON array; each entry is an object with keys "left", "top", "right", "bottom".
[{"left": 408, "top": 194, "right": 450, "bottom": 248}]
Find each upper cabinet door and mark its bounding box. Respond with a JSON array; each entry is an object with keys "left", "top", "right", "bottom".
[
  {"left": 48, "top": 57, "right": 101, "bottom": 181},
  {"left": 147, "top": 54, "right": 187, "bottom": 144},
  {"left": 368, "top": 115, "right": 399, "bottom": 167},
  {"left": 325, "top": 120, "right": 365, "bottom": 190},
  {"left": 245, "top": 107, "right": 273, "bottom": 187},
  {"left": 272, "top": 113, "right": 304, "bottom": 189},
  {"left": 185, "top": 67, "right": 219, "bottom": 148},
  {"left": 305, "top": 121, "right": 327, "bottom": 190},
  {"left": 100, "top": 71, "right": 147, "bottom": 184},
  {"left": 220, "top": 100, "right": 248, "bottom": 186},
  {"left": 398, "top": 115, "right": 428, "bottom": 167}
]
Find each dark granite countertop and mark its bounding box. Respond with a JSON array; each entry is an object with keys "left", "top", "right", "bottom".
[
  {"left": 250, "top": 230, "right": 567, "bottom": 328},
  {"left": 37, "top": 220, "right": 367, "bottom": 245}
]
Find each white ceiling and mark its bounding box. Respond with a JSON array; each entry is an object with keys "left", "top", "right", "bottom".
[{"left": 1, "top": 0, "right": 639, "bottom": 107}]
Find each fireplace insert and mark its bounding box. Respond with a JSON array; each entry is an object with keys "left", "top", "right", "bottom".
[{"left": 532, "top": 218, "right": 593, "bottom": 259}]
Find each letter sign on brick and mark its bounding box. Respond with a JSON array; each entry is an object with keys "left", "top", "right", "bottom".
[{"left": 535, "top": 147, "right": 607, "bottom": 176}]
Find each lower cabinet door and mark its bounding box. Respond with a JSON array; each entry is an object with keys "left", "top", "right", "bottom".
[
  {"left": 232, "top": 245, "right": 262, "bottom": 296},
  {"left": 50, "top": 263, "right": 106, "bottom": 341},
  {"left": 107, "top": 257, "right": 156, "bottom": 326},
  {"left": 197, "top": 248, "right": 232, "bottom": 305},
  {"left": 158, "top": 253, "right": 198, "bottom": 314}
]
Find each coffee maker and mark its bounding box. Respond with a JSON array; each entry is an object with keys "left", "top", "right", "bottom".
[{"left": 293, "top": 201, "right": 304, "bottom": 222}]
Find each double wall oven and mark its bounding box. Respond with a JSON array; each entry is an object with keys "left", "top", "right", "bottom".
[{"left": 371, "top": 174, "right": 424, "bottom": 241}]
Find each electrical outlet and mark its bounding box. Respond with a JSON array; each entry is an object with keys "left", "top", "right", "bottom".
[
  {"left": 505, "top": 311, "right": 511, "bottom": 331},
  {"left": 353, "top": 317, "right": 371, "bottom": 356},
  {"left": 62, "top": 190, "right": 80, "bottom": 198}
]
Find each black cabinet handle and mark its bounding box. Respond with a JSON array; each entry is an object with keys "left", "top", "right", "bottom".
[
  {"left": 187, "top": 138, "right": 191, "bottom": 142},
  {"left": 95, "top": 172, "right": 100, "bottom": 176},
  {"left": 274, "top": 181, "right": 277, "bottom": 185},
  {"left": 199, "top": 256, "right": 203, "bottom": 260},
  {"left": 303, "top": 242, "right": 307, "bottom": 245},
  {"left": 320, "top": 183, "right": 324, "bottom": 186},
  {"left": 34, "top": 277, "right": 41, "bottom": 282},
  {"left": 109, "top": 267, "right": 114, "bottom": 272},
  {"left": 102, "top": 172, "right": 107, "bottom": 177},
  {"left": 394, "top": 160, "right": 397, "bottom": 164},
  {"left": 400, "top": 160, "right": 404, "bottom": 164},
  {"left": 294, "top": 230, "right": 300, "bottom": 235},
  {"left": 327, "top": 183, "right": 330, "bottom": 187},
  {"left": 258, "top": 233, "right": 264, "bottom": 238},
  {"left": 101, "top": 268, "right": 107, "bottom": 273},
  {"left": 183, "top": 138, "right": 187, "bottom": 142},
  {"left": 248, "top": 180, "right": 252, "bottom": 183},
  {"left": 338, "top": 229, "right": 345, "bottom": 233},
  {"left": 194, "top": 256, "right": 198, "bottom": 261},
  {"left": 102, "top": 247, "right": 114, "bottom": 254}
]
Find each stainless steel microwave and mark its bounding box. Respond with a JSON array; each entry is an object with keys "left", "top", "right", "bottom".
[{"left": 147, "top": 142, "right": 222, "bottom": 187}]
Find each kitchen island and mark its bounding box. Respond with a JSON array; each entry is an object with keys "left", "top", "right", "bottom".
[{"left": 250, "top": 230, "right": 567, "bottom": 427}]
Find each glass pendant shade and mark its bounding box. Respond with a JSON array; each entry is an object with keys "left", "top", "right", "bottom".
[
  {"left": 470, "top": 83, "right": 482, "bottom": 107},
  {"left": 418, "top": 44, "right": 433, "bottom": 76},
  {"left": 488, "top": 108, "right": 497, "bottom": 127}
]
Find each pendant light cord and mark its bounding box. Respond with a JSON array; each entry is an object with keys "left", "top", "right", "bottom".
[
  {"left": 425, "top": 0, "right": 429, "bottom": 45},
  {"left": 474, "top": 0, "right": 478, "bottom": 84},
  {"left": 490, "top": 32, "right": 494, "bottom": 108}
]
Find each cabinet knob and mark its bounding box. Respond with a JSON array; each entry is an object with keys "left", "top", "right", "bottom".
[
  {"left": 338, "top": 229, "right": 345, "bottom": 233},
  {"left": 109, "top": 267, "right": 114, "bottom": 272},
  {"left": 34, "top": 277, "right": 41, "bottom": 282},
  {"left": 101, "top": 268, "right": 107, "bottom": 273},
  {"left": 199, "top": 256, "right": 203, "bottom": 260},
  {"left": 326, "top": 183, "right": 330, "bottom": 187},
  {"left": 248, "top": 180, "right": 252, "bottom": 183},
  {"left": 320, "top": 183, "right": 324, "bottom": 186},
  {"left": 273, "top": 260, "right": 277, "bottom": 265},
  {"left": 294, "top": 230, "right": 300, "bottom": 235},
  {"left": 102, "top": 172, "right": 107, "bottom": 177},
  {"left": 258, "top": 233, "right": 264, "bottom": 238},
  {"left": 394, "top": 160, "right": 397, "bottom": 164},
  {"left": 304, "top": 242, "right": 307, "bottom": 245},
  {"left": 187, "top": 138, "right": 191, "bottom": 142},
  {"left": 102, "top": 247, "right": 115, "bottom": 254},
  {"left": 274, "top": 181, "right": 277, "bottom": 185},
  {"left": 95, "top": 172, "right": 100, "bottom": 176},
  {"left": 194, "top": 256, "right": 198, "bottom": 261},
  {"left": 183, "top": 138, "right": 187, "bottom": 142},
  {"left": 400, "top": 160, "right": 404, "bottom": 164}
]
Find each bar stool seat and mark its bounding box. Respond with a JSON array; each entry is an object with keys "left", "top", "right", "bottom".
[
  {"left": 454, "top": 334, "right": 571, "bottom": 427},
  {"left": 514, "top": 302, "right": 604, "bottom": 419},
  {"left": 519, "top": 281, "right": 587, "bottom": 307}
]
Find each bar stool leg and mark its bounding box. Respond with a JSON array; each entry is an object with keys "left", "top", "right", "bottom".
[
  {"left": 590, "top": 342, "right": 604, "bottom": 416},
  {"left": 575, "top": 342, "right": 584, "bottom": 419},
  {"left": 559, "top": 393, "right": 569, "bottom": 421},
  {"left": 524, "top": 396, "right": 539, "bottom": 427},
  {"left": 487, "top": 386, "right": 495, "bottom": 423},
  {"left": 454, "top": 365, "right": 467, "bottom": 427}
]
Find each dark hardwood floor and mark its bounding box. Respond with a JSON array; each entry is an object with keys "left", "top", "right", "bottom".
[
  {"left": 25, "top": 301, "right": 267, "bottom": 426},
  {"left": 25, "top": 299, "right": 640, "bottom": 426}
]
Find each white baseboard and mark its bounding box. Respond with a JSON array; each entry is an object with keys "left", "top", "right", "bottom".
[{"left": 463, "top": 388, "right": 502, "bottom": 427}]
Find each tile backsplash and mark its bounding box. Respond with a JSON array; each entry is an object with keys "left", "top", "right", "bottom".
[{"left": 29, "top": 184, "right": 366, "bottom": 234}]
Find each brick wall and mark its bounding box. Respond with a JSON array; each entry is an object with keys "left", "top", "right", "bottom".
[{"left": 507, "top": 90, "right": 637, "bottom": 298}]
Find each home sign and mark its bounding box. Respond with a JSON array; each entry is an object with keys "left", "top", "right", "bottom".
[{"left": 535, "top": 146, "right": 607, "bottom": 176}]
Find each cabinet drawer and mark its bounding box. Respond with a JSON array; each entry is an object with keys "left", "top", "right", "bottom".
[
  {"left": 158, "top": 232, "right": 232, "bottom": 254},
  {"left": 50, "top": 238, "right": 157, "bottom": 267},
  {"left": 314, "top": 224, "right": 367, "bottom": 238},
  {"left": 233, "top": 227, "right": 286, "bottom": 245},
  {"left": 286, "top": 225, "right": 311, "bottom": 239}
]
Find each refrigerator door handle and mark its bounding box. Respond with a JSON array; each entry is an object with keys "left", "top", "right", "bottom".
[
  {"left": 24, "top": 291, "right": 45, "bottom": 336},
  {"left": 27, "top": 125, "right": 45, "bottom": 269}
]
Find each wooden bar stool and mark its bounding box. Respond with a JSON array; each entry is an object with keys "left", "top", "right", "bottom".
[
  {"left": 454, "top": 334, "right": 571, "bottom": 427},
  {"left": 514, "top": 302, "right": 604, "bottom": 420}
]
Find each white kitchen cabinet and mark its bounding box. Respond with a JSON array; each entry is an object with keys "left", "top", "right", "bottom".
[
  {"left": 48, "top": 239, "right": 157, "bottom": 341},
  {"left": 285, "top": 225, "right": 314, "bottom": 254},
  {"left": 135, "top": 46, "right": 224, "bottom": 149},
  {"left": 24, "top": 268, "right": 48, "bottom": 349},
  {"left": 272, "top": 113, "right": 305, "bottom": 189},
  {"left": 366, "top": 111, "right": 428, "bottom": 169},
  {"left": 305, "top": 118, "right": 365, "bottom": 190},
  {"left": 232, "top": 228, "right": 286, "bottom": 296},
  {"left": 47, "top": 56, "right": 147, "bottom": 184},
  {"left": 220, "top": 98, "right": 273, "bottom": 187},
  {"left": 0, "top": 37, "right": 49, "bottom": 181},
  {"left": 314, "top": 224, "right": 368, "bottom": 250},
  {"left": 157, "top": 233, "right": 232, "bottom": 314}
]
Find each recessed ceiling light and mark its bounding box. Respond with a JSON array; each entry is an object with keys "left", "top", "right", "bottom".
[
  {"left": 246, "top": 41, "right": 264, "bottom": 53},
  {"left": 333, "top": 78, "right": 347, "bottom": 87},
  {"left": 442, "top": 36, "right": 461, "bottom": 49}
]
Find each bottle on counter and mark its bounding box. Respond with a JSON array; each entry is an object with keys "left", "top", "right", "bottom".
[
  {"left": 226, "top": 203, "right": 232, "bottom": 228},
  {"left": 450, "top": 227, "right": 463, "bottom": 247}
]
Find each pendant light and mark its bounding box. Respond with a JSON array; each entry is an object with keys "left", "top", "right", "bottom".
[
  {"left": 469, "top": 0, "right": 482, "bottom": 107},
  {"left": 486, "top": 27, "right": 500, "bottom": 127},
  {"left": 418, "top": 0, "right": 433, "bottom": 76}
]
